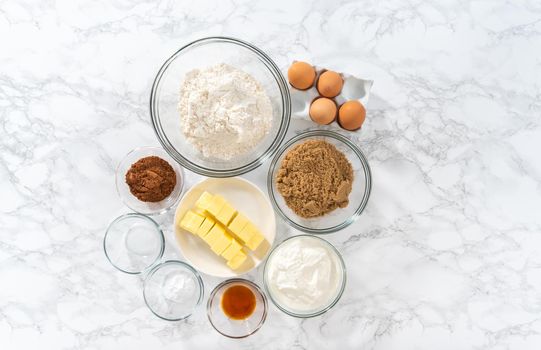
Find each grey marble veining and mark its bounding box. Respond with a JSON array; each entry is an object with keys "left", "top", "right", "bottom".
[{"left": 1, "top": 0, "right": 541, "bottom": 349}]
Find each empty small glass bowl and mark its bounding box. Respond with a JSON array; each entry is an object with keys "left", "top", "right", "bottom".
[
  {"left": 143, "top": 260, "right": 204, "bottom": 321},
  {"left": 115, "top": 146, "right": 184, "bottom": 215},
  {"left": 267, "top": 130, "right": 372, "bottom": 234},
  {"left": 150, "top": 36, "right": 291, "bottom": 177},
  {"left": 207, "top": 279, "right": 268, "bottom": 338},
  {"left": 103, "top": 213, "right": 165, "bottom": 274}
]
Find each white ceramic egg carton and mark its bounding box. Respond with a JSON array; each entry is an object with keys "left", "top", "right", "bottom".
[{"left": 288, "top": 65, "right": 373, "bottom": 120}]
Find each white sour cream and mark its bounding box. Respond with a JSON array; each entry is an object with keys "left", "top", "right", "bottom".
[{"left": 265, "top": 236, "right": 344, "bottom": 313}]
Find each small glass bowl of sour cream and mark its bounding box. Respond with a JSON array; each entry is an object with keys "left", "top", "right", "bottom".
[{"left": 262, "top": 235, "right": 346, "bottom": 318}]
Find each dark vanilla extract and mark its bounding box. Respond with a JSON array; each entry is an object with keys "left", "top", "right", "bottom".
[{"left": 221, "top": 285, "right": 256, "bottom": 320}]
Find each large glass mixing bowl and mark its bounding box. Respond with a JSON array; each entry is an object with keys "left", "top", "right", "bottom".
[
  {"left": 267, "top": 130, "right": 372, "bottom": 234},
  {"left": 150, "top": 37, "right": 291, "bottom": 177}
]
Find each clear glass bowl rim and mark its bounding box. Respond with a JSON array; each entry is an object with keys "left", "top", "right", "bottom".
[
  {"left": 262, "top": 234, "right": 347, "bottom": 318},
  {"left": 103, "top": 212, "right": 165, "bottom": 275},
  {"left": 149, "top": 36, "right": 291, "bottom": 178},
  {"left": 143, "top": 260, "right": 205, "bottom": 321},
  {"left": 206, "top": 278, "right": 268, "bottom": 338},
  {"left": 267, "top": 129, "right": 372, "bottom": 234}
]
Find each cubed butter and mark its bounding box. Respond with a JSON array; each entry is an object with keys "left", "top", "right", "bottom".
[
  {"left": 194, "top": 207, "right": 208, "bottom": 216},
  {"left": 203, "top": 224, "right": 226, "bottom": 246},
  {"left": 179, "top": 210, "right": 205, "bottom": 234},
  {"left": 207, "top": 195, "right": 226, "bottom": 217},
  {"left": 195, "top": 191, "right": 214, "bottom": 211},
  {"left": 227, "top": 251, "right": 248, "bottom": 270},
  {"left": 228, "top": 213, "right": 249, "bottom": 242},
  {"left": 196, "top": 217, "right": 215, "bottom": 238},
  {"left": 221, "top": 240, "right": 243, "bottom": 261},
  {"left": 184, "top": 197, "right": 263, "bottom": 267},
  {"left": 237, "top": 222, "right": 258, "bottom": 245},
  {"left": 211, "top": 232, "right": 234, "bottom": 255},
  {"left": 216, "top": 203, "right": 237, "bottom": 226},
  {"left": 246, "top": 231, "right": 265, "bottom": 251}
]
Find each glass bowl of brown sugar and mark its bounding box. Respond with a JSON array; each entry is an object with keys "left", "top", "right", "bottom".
[
  {"left": 267, "top": 130, "right": 372, "bottom": 234},
  {"left": 116, "top": 146, "right": 184, "bottom": 215}
]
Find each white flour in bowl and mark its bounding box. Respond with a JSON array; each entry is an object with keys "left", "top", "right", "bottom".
[{"left": 178, "top": 63, "right": 273, "bottom": 160}]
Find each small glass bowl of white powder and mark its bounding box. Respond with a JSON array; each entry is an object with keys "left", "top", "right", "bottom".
[
  {"left": 263, "top": 235, "right": 346, "bottom": 318},
  {"left": 143, "top": 260, "right": 204, "bottom": 321}
]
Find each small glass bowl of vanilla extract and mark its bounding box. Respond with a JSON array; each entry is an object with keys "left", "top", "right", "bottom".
[{"left": 207, "top": 278, "right": 268, "bottom": 338}]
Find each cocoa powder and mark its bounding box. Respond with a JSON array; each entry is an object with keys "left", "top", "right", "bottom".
[
  {"left": 125, "top": 156, "right": 176, "bottom": 202},
  {"left": 276, "top": 140, "right": 353, "bottom": 218}
]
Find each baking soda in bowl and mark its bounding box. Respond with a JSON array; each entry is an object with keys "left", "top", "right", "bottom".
[{"left": 264, "top": 235, "right": 345, "bottom": 317}]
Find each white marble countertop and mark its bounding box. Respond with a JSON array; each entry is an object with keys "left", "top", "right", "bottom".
[{"left": 2, "top": 1, "right": 541, "bottom": 349}]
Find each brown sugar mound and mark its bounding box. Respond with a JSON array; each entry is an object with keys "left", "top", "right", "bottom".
[
  {"left": 276, "top": 140, "right": 353, "bottom": 218},
  {"left": 125, "top": 156, "right": 176, "bottom": 202}
]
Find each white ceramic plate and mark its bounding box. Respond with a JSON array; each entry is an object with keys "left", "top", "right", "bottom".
[{"left": 174, "top": 177, "right": 276, "bottom": 277}]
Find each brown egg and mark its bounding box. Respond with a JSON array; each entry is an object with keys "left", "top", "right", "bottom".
[
  {"left": 309, "top": 98, "right": 337, "bottom": 125},
  {"left": 287, "top": 61, "right": 316, "bottom": 90},
  {"left": 338, "top": 100, "right": 366, "bottom": 130},
  {"left": 316, "top": 70, "right": 343, "bottom": 98}
]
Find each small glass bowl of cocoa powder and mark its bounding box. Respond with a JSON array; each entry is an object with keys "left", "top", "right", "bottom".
[
  {"left": 267, "top": 130, "right": 372, "bottom": 234},
  {"left": 116, "top": 147, "right": 184, "bottom": 215}
]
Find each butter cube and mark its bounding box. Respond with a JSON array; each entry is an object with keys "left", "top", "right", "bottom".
[
  {"left": 216, "top": 203, "right": 237, "bottom": 226},
  {"left": 207, "top": 195, "right": 226, "bottom": 217},
  {"left": 221, "top": 240, "right": 243, "bottom": 261},
  {"left": 211, "top": 232, "right": 233, "bottom": 255},
  {"left": 179, "top": 210, "right": 205, "bottom": 234},
  {"left": 228, "top": 213, "right": 249, "bottom": 242},
  {"left": 196, "top": 217, "right": 215, "bottom": 238},
  {"left": 237, "top": 222, "right": 258, "bottom": 245},
  {"left": 203, "top": 224, "right": 226, "bottom": 246},
  {"left": 195, "top": 191, "right": 214, "bottom": 211},
  {"left": 194, "top": 207, "right": 208, "bottom": 216},
  {"left": 246, "top": 231, "right": 265, "bottom": 251},
  {"left": 227, "top": 251, "right": 248, "bottom": 270}
]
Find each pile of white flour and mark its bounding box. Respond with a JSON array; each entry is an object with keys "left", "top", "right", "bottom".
[{"left": 178, "top": 63, "right": 273, "bottom": 160}]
